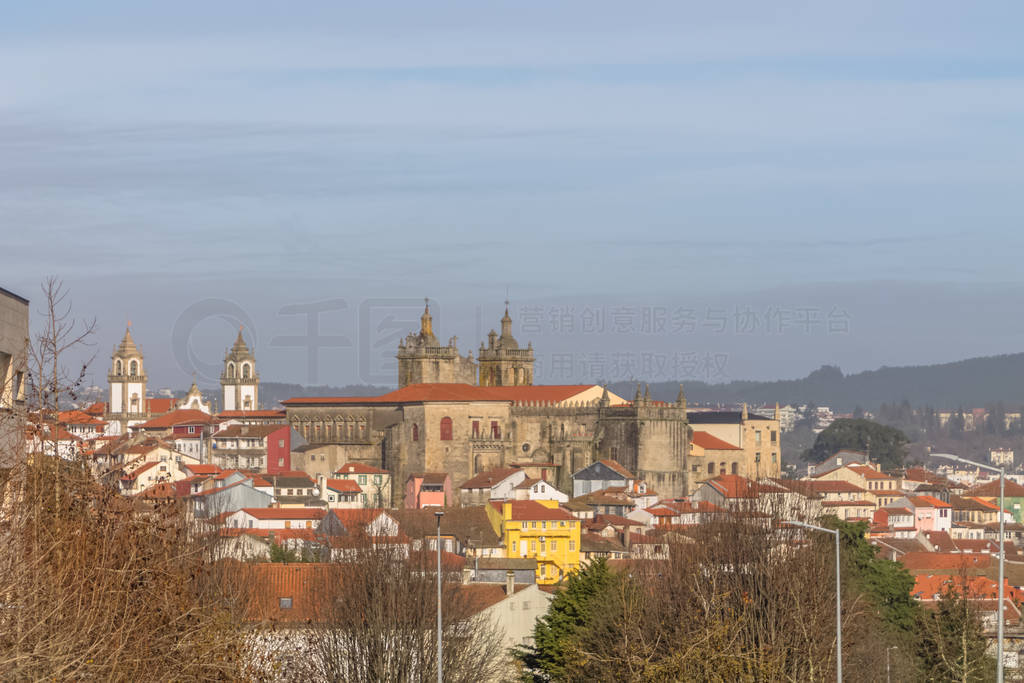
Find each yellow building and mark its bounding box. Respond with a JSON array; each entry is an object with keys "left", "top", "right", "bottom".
[{"left": 487, "top": 499, "right": 581, "bottom": 584}]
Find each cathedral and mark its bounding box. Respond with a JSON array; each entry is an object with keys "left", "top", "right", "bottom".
[{"left": 285, "top": 302, "right": 693, "bottom": 505}]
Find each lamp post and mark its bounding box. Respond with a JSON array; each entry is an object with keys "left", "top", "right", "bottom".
[
  {"left": 435, "top": 509, "right": 444, "bottom": 683},
  {"left": 932, "top": 452, "right": 1005, "bottom": 682},
  {"left": 886, "top": 645, "right": 897, "bottom": 683},
  {"left": 786, "top": 519, "right": 842, "bottom": 683}
]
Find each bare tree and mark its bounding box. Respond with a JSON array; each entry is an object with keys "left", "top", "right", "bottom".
[
  {"left": 287, "top": 534, "right": 504, "bottom": 682},
  {"left": 0, "top": 278, "right": 251, "bottom": 679}
]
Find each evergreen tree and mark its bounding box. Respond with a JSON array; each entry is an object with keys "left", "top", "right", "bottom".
[
  {"left": 917, "top": 578, "right": 995, "bottom": 682},
  {"left": 803, "top": 419, "right": 910, "bottom": 470},
  {"left": 514, "top": 558, "right": 615, "bottom": 681}
]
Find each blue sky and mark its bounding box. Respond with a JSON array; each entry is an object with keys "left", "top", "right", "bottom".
[{"left": 4, "top": 1, "right": 1024, "bottom": 392}]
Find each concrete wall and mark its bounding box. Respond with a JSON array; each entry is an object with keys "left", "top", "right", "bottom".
[{"left": 0, "top": 287, "right": 28, "bottom": 467}]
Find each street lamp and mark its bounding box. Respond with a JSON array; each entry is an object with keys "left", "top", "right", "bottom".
[
  {"left": 435, "top": 509, "right": 444, "bottom": 683},
  {"left": 932, "top": 452, "right": 1005, "bottom": 682},
  {"left": 886, "top": 645, "right": 898, "bottom": 683},
  {"left": 786, "top": 519, "right": 842, "bottom": 683}
]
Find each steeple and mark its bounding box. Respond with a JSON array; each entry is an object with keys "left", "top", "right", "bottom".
[
  {"left": 643, "top": 384, "right": 651, "bottom": 402},
  {"left": 115, "top": 325, "right": 140, "bottom": 357},
  {"left": 742, "top": 402, "right": 749, "bottom": 420},
  {"left": 418, "top": 298, "right": 439, "bottom": 346},
  {"left": 600, "top": 385, "right": 610, "bottom": 407},
  {"left": 676, "top": 383, "right": 687, "bottom": 411},
  {"left": 634, "top": 383, "right": 642, "bottom": 403},
  {"left": 774, "top": 402, "right": 780, "bottom": 420}
]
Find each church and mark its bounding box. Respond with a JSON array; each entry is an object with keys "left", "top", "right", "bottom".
[
  {"left": 103, "top": 326, "right": 261, "bottom": 435},
  {"left": 284, "top": 301, "right": 695, "bottom": 505}
]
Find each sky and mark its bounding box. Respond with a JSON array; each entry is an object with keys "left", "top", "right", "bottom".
[{"left": 4, "top": 1, "right": 1024, "bottom": 393}]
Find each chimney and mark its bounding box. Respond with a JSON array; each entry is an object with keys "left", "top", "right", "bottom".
[
  {"left": 317, "top": 473, "right": 327, "bottom": 502},
  {"left": 505, "top": 569, "right": 515, "bottom": 595},
  {"left": 624, "top": 524, "right": 632, "bottom": 550}
]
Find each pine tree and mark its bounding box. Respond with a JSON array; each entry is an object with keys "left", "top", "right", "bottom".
[{"left": 514, "top": 558, "right": 615, "bottom": 681}]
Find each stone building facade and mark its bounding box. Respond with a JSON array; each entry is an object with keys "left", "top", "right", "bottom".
[
  {"left": 284, "top": 306, "right": 694, "bottom": 505},
  {"left": 396, "top": 301, "right": 477, "bottom": 387}
]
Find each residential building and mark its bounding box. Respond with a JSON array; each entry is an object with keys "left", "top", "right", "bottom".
[
  {"left": 687, "top": 404, "right": 783, "bottom": 481},
  {"left": 572, "top": 459, "right": 635, "bottom": 498},
  {"left": 226, "top": 507, "right": 328, "bottom": 531},
  {"left": 459, "top": 467, "right": 527, "bottom": 505},
  {"left": 405, "top": 472, "right": 453, "bottom": 508},
  {"left": 211, "top": 423, "right": 290, "bottom": 472},
  {"left": 487, "top": 499, "right": 581, "bottom": 584},
  {"left": 510, "top": 478, "right": 569, "bottom": 503},
  {"left": 333, "top": 462, "right": 392, "bottom": 507}
]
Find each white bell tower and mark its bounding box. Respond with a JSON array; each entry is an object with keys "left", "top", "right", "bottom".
[{"left": 221, "top": 327, "right": 259, "bottom": 411}]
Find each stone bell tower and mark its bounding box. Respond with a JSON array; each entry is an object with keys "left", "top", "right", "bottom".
[
  {"left": 478, "top": 301, "right": 534, "bottom": 386},
  {"left": 106, "top": 325, "right": 148, "bottom": 434}
]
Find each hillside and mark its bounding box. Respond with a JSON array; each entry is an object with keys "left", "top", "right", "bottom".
[{"left": 610, "top": 353, "right": 1024, "bottom": 412}]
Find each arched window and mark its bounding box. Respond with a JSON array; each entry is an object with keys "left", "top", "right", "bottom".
[
  {"left": 227, "top": 363, "right": 235, "bottom": 378},
  {"left": 707, "top": 462, "right": 714, "bottom": 475},
  {"left": 731, "top": 462, "right": 739, "bottom": 475},
  {"left": 412, "top": 424, "right": 419, "bottom": 441},
  {"left": 116, "top": 360, "right": 122, "bottom": 374},
  {"left": 243, "top": 396, "right": 252, "bottom": 410},
  {"left": 440, "top": 417, "right": 453, "bottom": 441},
  {"left": 242, "top": 363, "right": 251, "bottom": 379},
  {"left": 129, "top": 360, "right": 138, "bottom": 375}
]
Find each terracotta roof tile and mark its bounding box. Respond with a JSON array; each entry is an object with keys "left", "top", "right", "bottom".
[
  {"left": 460, "top": 467, "right": 523, "bottom": 490},
  {"left": 691, "top": 431, "right": 740, "bottom": 450}
]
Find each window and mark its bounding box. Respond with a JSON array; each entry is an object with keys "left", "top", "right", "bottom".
[
  {"left": 278, "top": 439, "right": 285, "bottom": 448},
  {"left": 491, "top": 421, "right": 501, "bottom": 439},
  {"left": 550, "top": 540, "right": 557, "bottom": 551},
  {"left": 279, "top": 597, "right": 292, "bottom": 609},
  {"left": 130, "top": 360, "right": 138, "bottom": 375},
  {"left": 440, "top": 417, "right": 453, "bottom": 441},
  {"left": 284, "top": 521, "right": 292, "bottom": 529},
  {"left": 242, "top": 364, "right": 251, "bottom": 379},
  {"left": 248, "top": 520, "right": 253, "bottom": 528},
  {"left": 530, "top": 540, "right": 536, "bottom": 552},
  {"left": 361, "top": 493, "right": 367, "bottom": 504},
  {"left": 731, "top": 463, "right": 738, "bottom": 475},
  {"left": 472, "top": 420, "right": 480, "bottom": 438},
  {"left": 541, "top": 521, "right": 546, "bottom": 529},
  {"left": 329, "top": 494, "right": 335, "bottom": 502},
  {"left": 305, "top": 520, "right": 312, "bottom": 528},
  {"left": 531, "top": 522, "right": 537, "bottom": 529},
  {"left": 116, "top": 360, "right": 122, "bottom": 374},
  {"left": 569, "top": 540, "right": 575, "bottom": 551},
  {"left": 412, "top": 424, "right": 419, "bottom": 441},
  {"left": 358, "top": 474, "right": 367, "bottom": 485},
  {"left": 755, "top": 430, "right": 762, "bottom": 445},
  {"left": 511, "top": 541, "right": 517, "bottom": 553},
  {"left": 373, "top": 474, "right": 382, "bottom": 484},
  {"left": 771, "top": 430, "right": 777, "bottom": 443}
]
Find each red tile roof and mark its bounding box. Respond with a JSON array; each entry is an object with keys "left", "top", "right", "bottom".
[
  {"left": 282, "top": 383, "right": 602, "bottom": 406},
  {"left": 216, "top": 410, "right": 287, "bottom": 419},
  {"left": 967, "top": 479, "right": 1024, "bottom": 498},
  {"left": 691, "top": 431, "right": 740, "bottom": 451},
  {"left": 497, "top": 500, "right": 575, "bottom": 522},
  {"left": 848, "top": 464, "right": 894, "bottom": 480},
  {"left": 908, "top": 495, "right": 951, "bottom": 509},
  {"left": 325, "top": 478, "right": 361, "bottom": 493},
  {"left": 145, "top": 397, "right": 178, "bottom": 415},
  {"left": 237, "top": 507, "right": 328, "bottom": 521},
  {"left": 121, "top": 461, "right": 157, "bottom": 480},
  {"left": 138, "top": 409, "right": 215, "bottom": 429},
  {"left": 597, "top": 459, "right": 634, "bottom": 480},
  {"left": 460, "top": 467, "right": 523, "bottom": 490},
  {"left": 901, "top": 552, "right": 991, "bottom": 571}
]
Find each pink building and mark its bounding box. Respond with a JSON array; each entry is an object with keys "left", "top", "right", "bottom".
[
  {"left": 405, "top": 472, "right": 453, "bottom": 509},
  {"left": 890, "top": 495, "right": 952, "bottom": 533}
]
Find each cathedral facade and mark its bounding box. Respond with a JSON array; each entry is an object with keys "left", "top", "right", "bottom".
[{"left": 284, "top": 303, "right": 692, "bottom": 505}]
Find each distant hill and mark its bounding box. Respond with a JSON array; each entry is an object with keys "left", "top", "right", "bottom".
[
  {"left": 610, "top": 353, "right": 1024, "bottom": 412},
  {"left": 149, "top": 352, "right": 1024, "bottom": 415}
]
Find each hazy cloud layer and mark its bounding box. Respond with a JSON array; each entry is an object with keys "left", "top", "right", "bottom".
[{"left": 4, "top": 1, "right": 1024, "bottom": 390}]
